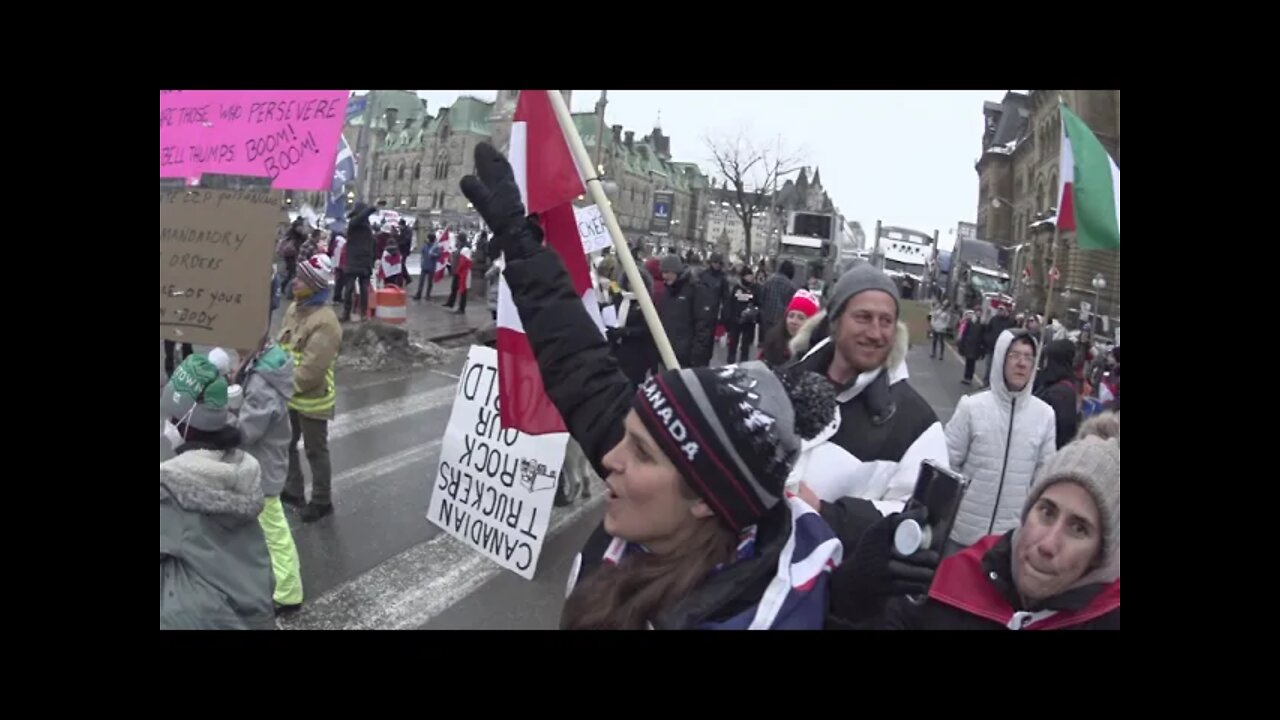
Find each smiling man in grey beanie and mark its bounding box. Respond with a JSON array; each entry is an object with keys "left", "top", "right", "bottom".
[{"left": 790, "top": 261, "right": 951, "bottom": 549}]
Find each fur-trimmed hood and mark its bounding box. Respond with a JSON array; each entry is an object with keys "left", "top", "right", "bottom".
[
  {"left": 159, "top": 449, "right": 264, "bottom": 520},
  {"left": 790, "top": 310, "right": 911, "bottom": 381}
]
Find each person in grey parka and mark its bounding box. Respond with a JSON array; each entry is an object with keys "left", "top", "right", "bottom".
[
  {"left": 160, "top": 354, "right": 275, "bottom": 630},
  {"left": 233, "top": 340, "right": 303, "bottom": 611}
]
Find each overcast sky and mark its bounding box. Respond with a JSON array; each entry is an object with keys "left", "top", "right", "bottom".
[{"left": 409, "top": 90, "right": 1007, "bottom": 252}]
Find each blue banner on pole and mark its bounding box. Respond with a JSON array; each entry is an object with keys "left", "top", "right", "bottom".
[
  {"left": 651, "top": 190, "right": 674, "bottom": 234},
  {"left": 345, "top": 95, "right": 368, "bottom": 124},
  {"left": 326, "top": 133, "right": 358, "bottom": 222}
]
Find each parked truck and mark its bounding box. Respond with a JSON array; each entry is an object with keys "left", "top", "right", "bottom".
[{"left": 949, "top": 234, "right": 1011, "bottom": 311}]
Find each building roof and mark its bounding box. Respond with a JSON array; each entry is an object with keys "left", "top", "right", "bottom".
[
  {"left": 447, "top": 96, "right": 495, "bottom": 136},
  {"left": 349, "top": 90, "right": 425, "bottom": 129},
  {"left": 572, "top": 113, "right": 602, "bottom": 147},
  {"left": 983, "top": 91, "right": 1031, "bottom": 151}
]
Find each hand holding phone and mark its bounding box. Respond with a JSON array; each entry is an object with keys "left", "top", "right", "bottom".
[
  {"left": 895, "top": 462, "right": 970, "bottom": 604},
  {"left": 896, "top": 461, "right": 970, "bottom": 556}
]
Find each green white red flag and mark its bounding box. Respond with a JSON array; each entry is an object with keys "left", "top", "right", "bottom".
[{"left": 1056, "top": 104, "right": 1120, "bottom": 250}]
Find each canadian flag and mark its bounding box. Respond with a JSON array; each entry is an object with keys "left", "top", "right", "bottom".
[
  {"left": 455, "top": 245, "right": 473, "bottom": 295},
  {"left": 496, "top": 91, "right": 605, "bottom": 435},
  {"left": 434, "top": 228, "right": 453, "bottom": 284}
]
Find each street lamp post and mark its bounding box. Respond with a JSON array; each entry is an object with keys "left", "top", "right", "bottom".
[{"left": 1091, "top": 273, "right": 1107, "bottom": 334}]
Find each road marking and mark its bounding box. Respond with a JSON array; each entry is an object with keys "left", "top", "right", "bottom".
[
  {"left": 329, "top": 440, "right": 442, "bottom": 496},
  {"left": 279, "top": 479, "right": 606, "bottom": 630},
  {"left": 327, "top": 385, "right": 458, "bottom": 441},
  {"left": 431, "top": 369, "right": 460, "bottom": 380},
  {"left": 340, "top": 370, "right": 419, "bottom": 392}
]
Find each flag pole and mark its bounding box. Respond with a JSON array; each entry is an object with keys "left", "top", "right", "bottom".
[{"left": 545, "top": 90, "right": 680, "bottom": 370}]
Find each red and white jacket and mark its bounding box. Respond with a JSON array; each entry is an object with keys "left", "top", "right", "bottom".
[
  {"left": 454, "top": 247, "right": 474, "bottom": 294},
  {"left": 329, "top": 235, "right": 347, "bottom": 270},
  {"left": 927, "top": 534, "right": 1120, "bottom": 630}
]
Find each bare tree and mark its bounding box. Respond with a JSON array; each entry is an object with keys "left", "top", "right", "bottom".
[{"left": 705, "top": 131, "right": 804, "bottom": 261}]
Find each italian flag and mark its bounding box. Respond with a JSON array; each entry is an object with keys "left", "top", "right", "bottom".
[
  {"left": 1056, "top": 104, "right": 1120, "bottom": 250},
  {"left": 496, "top": 90, "right": 605, "bottom": 435}
]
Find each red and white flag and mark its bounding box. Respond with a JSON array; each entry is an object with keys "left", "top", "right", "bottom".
[
  {"left": 496, "top": 91, "right": 605, "bottom": 435},
  {"left": 434, "top": 228, "right": 453, "bottom": 283}
]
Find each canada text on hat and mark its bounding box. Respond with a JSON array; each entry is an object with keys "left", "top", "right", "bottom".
[{"left": 639, "top": 378, "right": 700, "bottom": 462}]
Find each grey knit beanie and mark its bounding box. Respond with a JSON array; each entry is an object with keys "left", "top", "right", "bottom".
[
  {"left": 826, "top": 263, "right": 900, "bottom": 319},
  {"left": 1022, "top": 414, "right": 1121, "bottom": 570},
  {"left": 659, "top": 254, "right": 684, "bottom": 276}
]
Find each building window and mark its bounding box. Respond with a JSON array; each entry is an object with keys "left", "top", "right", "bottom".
[
  {"left": 414, "top": 163, "right": 422, "bottom": 180},
  {"left": 382, "top": 164, "right": 390, "bottom": 181}
]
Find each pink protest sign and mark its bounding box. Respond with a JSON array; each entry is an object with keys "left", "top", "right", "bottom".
[{"left": 159, "top": 90, "right": 350, "bottom": 191}]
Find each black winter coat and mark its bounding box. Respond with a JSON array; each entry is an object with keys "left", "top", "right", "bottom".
[
  {"left": 982, "top": 315, "right": 1016, "bottom": 356},
  {"left": 658, "top": 269, "right": 698, "bottom": 367},
  {"left": 344, "top": 206, "right": 378, "bottom": 274},
  {"left": 1034, "top": 339, "right": 1080, "bottom": 448},
  {"left": 612, "top": 303, "right": 658, "bottom": 386},
  {"left": 958, "top": 321, "right": 984, "bottom": 359},
  {"left": 691, "top": 268, "right": 729, "bottom": 367},
  {"left": 758, "top": 273, "right": 798, "bottom": 336},
  {"left": 502, "top": 248, "right": 634, "bottom": 482},
  {"left": 723, "top": 280, "right": 760, "bottom": 329}
]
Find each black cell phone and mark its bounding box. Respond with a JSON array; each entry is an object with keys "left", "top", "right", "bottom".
[{"left": 903, "top": 461, "right": 971, "bottom": 554}]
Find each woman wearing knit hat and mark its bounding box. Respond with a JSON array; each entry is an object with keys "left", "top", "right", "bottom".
[
  {"left": 831, "top": 412, "right": 1120, "bottom": 630},
  {"left": 160, "top": 354, "right": 276, "bottom": 629},
  {"left": 656, "top": 253, "right": 698, "bottom": 368},
  {"left": 278, "top": 254, "right": 343, "bottom": 523},
  {"left": 460, "top": 143, "right": 842, "bottom": 629},
  {"left": 759, "top": 289, "right": 821, "bottom": 367}
]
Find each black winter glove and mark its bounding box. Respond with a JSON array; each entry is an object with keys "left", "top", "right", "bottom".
[
  {"left": 459, "top": 143, "right": 545, "bottom": 262},
  {"left": 828, "top": 506, "right": 941, "bottom": 623}
]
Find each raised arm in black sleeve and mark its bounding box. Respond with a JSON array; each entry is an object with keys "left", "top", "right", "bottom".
[{"left": 461, "top": 142, "right": 633, "bottom": 478}]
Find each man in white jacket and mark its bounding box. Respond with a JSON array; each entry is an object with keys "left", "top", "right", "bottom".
[{"left": 945, "top": 328, "right": 1057, "bottom": 554}]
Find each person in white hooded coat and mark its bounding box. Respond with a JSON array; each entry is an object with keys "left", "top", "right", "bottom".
[{"left": 944, "top": 328, "right": 1057, "bottom": 552}]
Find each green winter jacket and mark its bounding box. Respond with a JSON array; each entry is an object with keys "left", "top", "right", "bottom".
[{"left": 160, "top": 447, "right": 276, "bottom": 630}]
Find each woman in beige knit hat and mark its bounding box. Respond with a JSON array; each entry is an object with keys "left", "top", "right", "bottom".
[{"left": 830, "top": 412, "right": 1120, "bottom": 630}]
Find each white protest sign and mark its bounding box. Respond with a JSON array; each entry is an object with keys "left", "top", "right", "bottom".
[
  {"left": 575, "top": 204, "right": 610, "bottom": 254},
  {"left": 427, "top": 345, "right": 570, "bottom": 580},
  {"left": 601, "top": 304, "right": 619, "bottom": 329}
]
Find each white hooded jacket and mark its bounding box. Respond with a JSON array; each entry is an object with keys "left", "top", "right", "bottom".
[{"left": 946, "top": 330, "right": 1058, "bottom": 547}]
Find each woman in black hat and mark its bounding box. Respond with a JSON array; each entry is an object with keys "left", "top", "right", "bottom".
[{"left": 461, "top": 143, "right": 841, "bottom": 630}]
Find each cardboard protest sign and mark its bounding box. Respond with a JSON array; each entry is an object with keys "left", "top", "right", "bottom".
[
  {"left": 427, "top": 345, "right": 569, "bottom": 580},
  {"left": 575, "top": 204, "right": 611, "bottom": 254},
  {"left": 159, "top": 90, "right": 349, "bottom": 190},
  {"left": 160, "top": 187, "right": 280, "bottom": 350}
]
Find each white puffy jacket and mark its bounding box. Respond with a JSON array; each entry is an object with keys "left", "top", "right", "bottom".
[{"left": 946, "top": 330, "right": 1057, "bottom": 547}]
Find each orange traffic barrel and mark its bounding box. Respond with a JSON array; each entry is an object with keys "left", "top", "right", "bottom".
[{"left": 375, "top": 286, "right": 407, "bottom": 324}]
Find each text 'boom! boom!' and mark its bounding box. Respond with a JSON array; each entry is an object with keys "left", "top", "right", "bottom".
[{"left": 159, "top": 91, "right": 349, "bottom": 190}]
